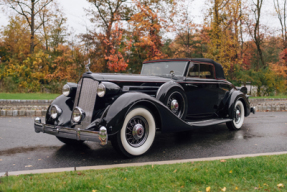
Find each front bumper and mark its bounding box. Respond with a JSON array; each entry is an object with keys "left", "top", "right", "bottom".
[{"left": 34, "top": 117, "right": 108, "bottom": 146}]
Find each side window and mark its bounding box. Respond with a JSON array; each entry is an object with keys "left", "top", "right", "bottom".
[
  {"left": 199, "top": 64, "right": 215, "bottom": 79},
  {"left": 187, "top": 64, "right": 200, "bottom": 77}
]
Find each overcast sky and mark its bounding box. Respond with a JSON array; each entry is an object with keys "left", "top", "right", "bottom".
[{"left": 0, "top": 0, "right": 280, "bottom": 39}]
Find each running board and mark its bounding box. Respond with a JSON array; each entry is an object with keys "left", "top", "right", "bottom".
[{"left": 187, "top": 118, "right": 232, "bottom": 127}]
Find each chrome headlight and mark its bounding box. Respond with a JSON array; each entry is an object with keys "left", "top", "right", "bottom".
[
  {"left": 62, "top": 84, "right": 70, "bottom": 96},
  {"left": 50, "top": 105, "right": 62, "bottom": 119},
  {"left": 97, "top": 83, "right": 106, "bottom": 97},
  {"left": 72, "top": 107, "right": 85, "bottom": 123}
]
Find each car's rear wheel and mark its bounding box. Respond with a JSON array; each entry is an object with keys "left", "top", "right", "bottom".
[
  {"left": 56, "top": 136, "right": 84, "bottom": 145},
  {"left": 164, "top": 88, "right": 187, "bottom": 119},
  {"left": 226, "top": 100, "right": 245, "bottom": 130},
  {"left": 111, "top": 107, "right": 156, "bottom": 158}
]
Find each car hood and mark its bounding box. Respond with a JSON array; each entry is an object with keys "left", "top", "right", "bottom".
[{"left": 84, "top": 73, "right": 178, "bottom": 83}]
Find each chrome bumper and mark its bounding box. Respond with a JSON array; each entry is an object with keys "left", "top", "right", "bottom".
[{"left": 34, "top": 117, "right": 108, "bottom": 146}]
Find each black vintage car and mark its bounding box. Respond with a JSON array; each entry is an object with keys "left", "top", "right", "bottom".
[{"left": 34, "top": 58, "right": 255, "bottom": 157}]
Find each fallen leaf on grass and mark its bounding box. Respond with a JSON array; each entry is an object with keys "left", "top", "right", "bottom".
[
  {"left": 220, "top": 159, "right": 226, "bottom": 162},
  {"left": 124, "top": 178, "right": 127, "bottom": 181},
  {"left": 263, "top": 183, "right": 268, "bottom": 186},
  {"left": 206, "top": 186, "right": 211, "bottom": 192},
  {"left": 277, "top": 183, "right": 284, "bottom": 188},
  {"left": 92, "top": 190, "right": 97, "bottom": 192},
  {"left": 173, "top": 169, "right": 177, "bottom": 173},
  {"left": 180, "top": 186, "right": 184, "bottom": 188},
  {"left": 235, "top": 187, "right": 238, "bottom": 190},
  {"left": 152, "top": 165, "right": 154, "bottom": 168},
  {"left": 221, "top": 187, "right": 226, "bottom": 191},
  {"left": 229, "top": 170, "right": 232, "bottom": 173},
  {"left": 25, "top": 165, "right": 32, "bottom": 168}
]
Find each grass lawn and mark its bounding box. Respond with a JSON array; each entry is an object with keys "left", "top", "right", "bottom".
[
  {"left": 1, "top": 155, "right": 287, "bottom": 191},
  {"left": 0, "top": 93, "right": 59, "bottom": 100}
]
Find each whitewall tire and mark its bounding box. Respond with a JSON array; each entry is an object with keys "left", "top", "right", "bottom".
[
  {"left": 111, "top": 107, "right": 156, "bottom": 157},
  {"left": 226, "top": 100, "right": 245, "bottom": 130}
]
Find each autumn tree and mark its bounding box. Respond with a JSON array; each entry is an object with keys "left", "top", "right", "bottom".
[
  {"left": 1, "top": 0, "right": 54, "bottom": 53},
  {"left": 245, "top": 0, "right": 265, "bottom": 68},
  {"left": 204, "top": 0, "right": 245, "bottom": 77},
  {"left": 274, "top": 0, "right": 287, "bottom": 48},
  {"left": 85, "top": 0, "right": 132, "bottom": 72},
  {"left": 39, "top": 2, "right": 67, "bottom": 52},
  {"left": 127, "top": 0, "right": 176, "bottom": 73},
  {"left": 168, "top": 1, "right": 204, "bottom": 58}
]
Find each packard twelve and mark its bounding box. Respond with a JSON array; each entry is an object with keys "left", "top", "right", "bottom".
[{"left": 34, "top": 58, "right": 255, "bottom": 157}]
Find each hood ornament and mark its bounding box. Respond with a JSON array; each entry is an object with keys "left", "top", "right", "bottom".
[
  {"left": 170, "top": 70, "right": 175, "bottom": 78},
  {"left": 85, "top": 59, "right": 91, "bottom": 73}
]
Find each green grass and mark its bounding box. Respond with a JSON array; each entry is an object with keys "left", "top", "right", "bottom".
[
  {"left": 0, "top": 93, "right": 59, "bottom": 100},
  {"left": 1, "top": 155, "right": 287, "bottom": 191}
]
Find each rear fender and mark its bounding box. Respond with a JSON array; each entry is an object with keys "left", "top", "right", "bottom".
[{"left": 227, "top": 89, "right": 250, "bottom": 118}]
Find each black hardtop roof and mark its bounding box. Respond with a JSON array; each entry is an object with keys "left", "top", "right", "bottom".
[{"left": 143, "top": 58, "right": 225, "bottom": 79}]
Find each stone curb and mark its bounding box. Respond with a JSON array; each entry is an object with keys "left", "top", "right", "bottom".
[
  {"left": 1, "top": 151, "right": 287, "bottom": 177},
  {"left": 0, "top": 99, "right": 287, "bottom": 117},
  {"left": 0, "top": 99, "right": 53, "bottom": 104}
]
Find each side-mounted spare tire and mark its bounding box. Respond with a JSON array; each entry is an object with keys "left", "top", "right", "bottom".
[{"left": 163, "top": 87, "right": 188, "bottom": 120}]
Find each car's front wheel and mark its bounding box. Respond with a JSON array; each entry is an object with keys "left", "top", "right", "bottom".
[
  {"left": 111, "top": 107, "right": 156, "bottom": 158},
  {"left": 226, "top": 100, "right": 245, "bottom": 130}
]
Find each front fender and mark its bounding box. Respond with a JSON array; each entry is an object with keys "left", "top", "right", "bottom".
[
  {"left": 103, "top": 92, "right": 193, "bottom": 135},
  {"left": 227, "top": 89, "right": 250, "bottom": 118},
  {"left": 46, "top": 95, "right": 74, "bottom": 127}
]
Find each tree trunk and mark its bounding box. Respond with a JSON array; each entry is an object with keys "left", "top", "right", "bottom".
[{"left": 30, "top": 0, "right": 35, "bottom": 54}]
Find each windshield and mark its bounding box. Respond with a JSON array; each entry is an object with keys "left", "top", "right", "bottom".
[{"left": 141, "top": 61, "right": 188, "bottom": 76}]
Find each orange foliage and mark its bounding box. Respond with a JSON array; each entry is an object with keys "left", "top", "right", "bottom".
[
  {"left": 102, "top": 18, "right": 132, "bottom": 72},
  {"left": 270, "top": 48, "right": 287, "bottom": 78},
  {"left": 130, "top": 0, "right": 166, "bottom": 61}
]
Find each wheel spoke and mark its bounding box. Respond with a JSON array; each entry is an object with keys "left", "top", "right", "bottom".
[{"left": 125, "top": 115, "right": 149, "bottom": 147}]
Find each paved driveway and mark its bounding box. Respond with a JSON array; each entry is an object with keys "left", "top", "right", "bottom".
[{"left": 0, "top": 112, "right": 287, "bottom": 172}]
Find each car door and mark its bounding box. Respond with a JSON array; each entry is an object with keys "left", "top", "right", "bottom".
[{"left": 183, "top": 62, "right": 219, "bottom": 119}]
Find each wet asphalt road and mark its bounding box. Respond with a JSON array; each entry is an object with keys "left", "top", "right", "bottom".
[{"left": 0, "top": 112, "right": 287, "bottom": 172}]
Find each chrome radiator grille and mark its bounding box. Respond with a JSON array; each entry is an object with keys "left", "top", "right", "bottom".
[{"left": 73, "top": 78, "right": 98, "bottom": 129}]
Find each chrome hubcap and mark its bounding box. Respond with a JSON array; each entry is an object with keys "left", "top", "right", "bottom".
[
  {"left": 170, "top": 99, "right": 179, "bottom": 113},
  {"left": 125, "top": 116, "right": 149, "bottom": 147},
  {"left": 132, "top": 124, "right": 144, "bottom": 140},
  {"left": 167, "top": 91, "right": 185, "bottom": 118},
  {"left": 235, "top": 107, "right": 241, "bottom": 124}
]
